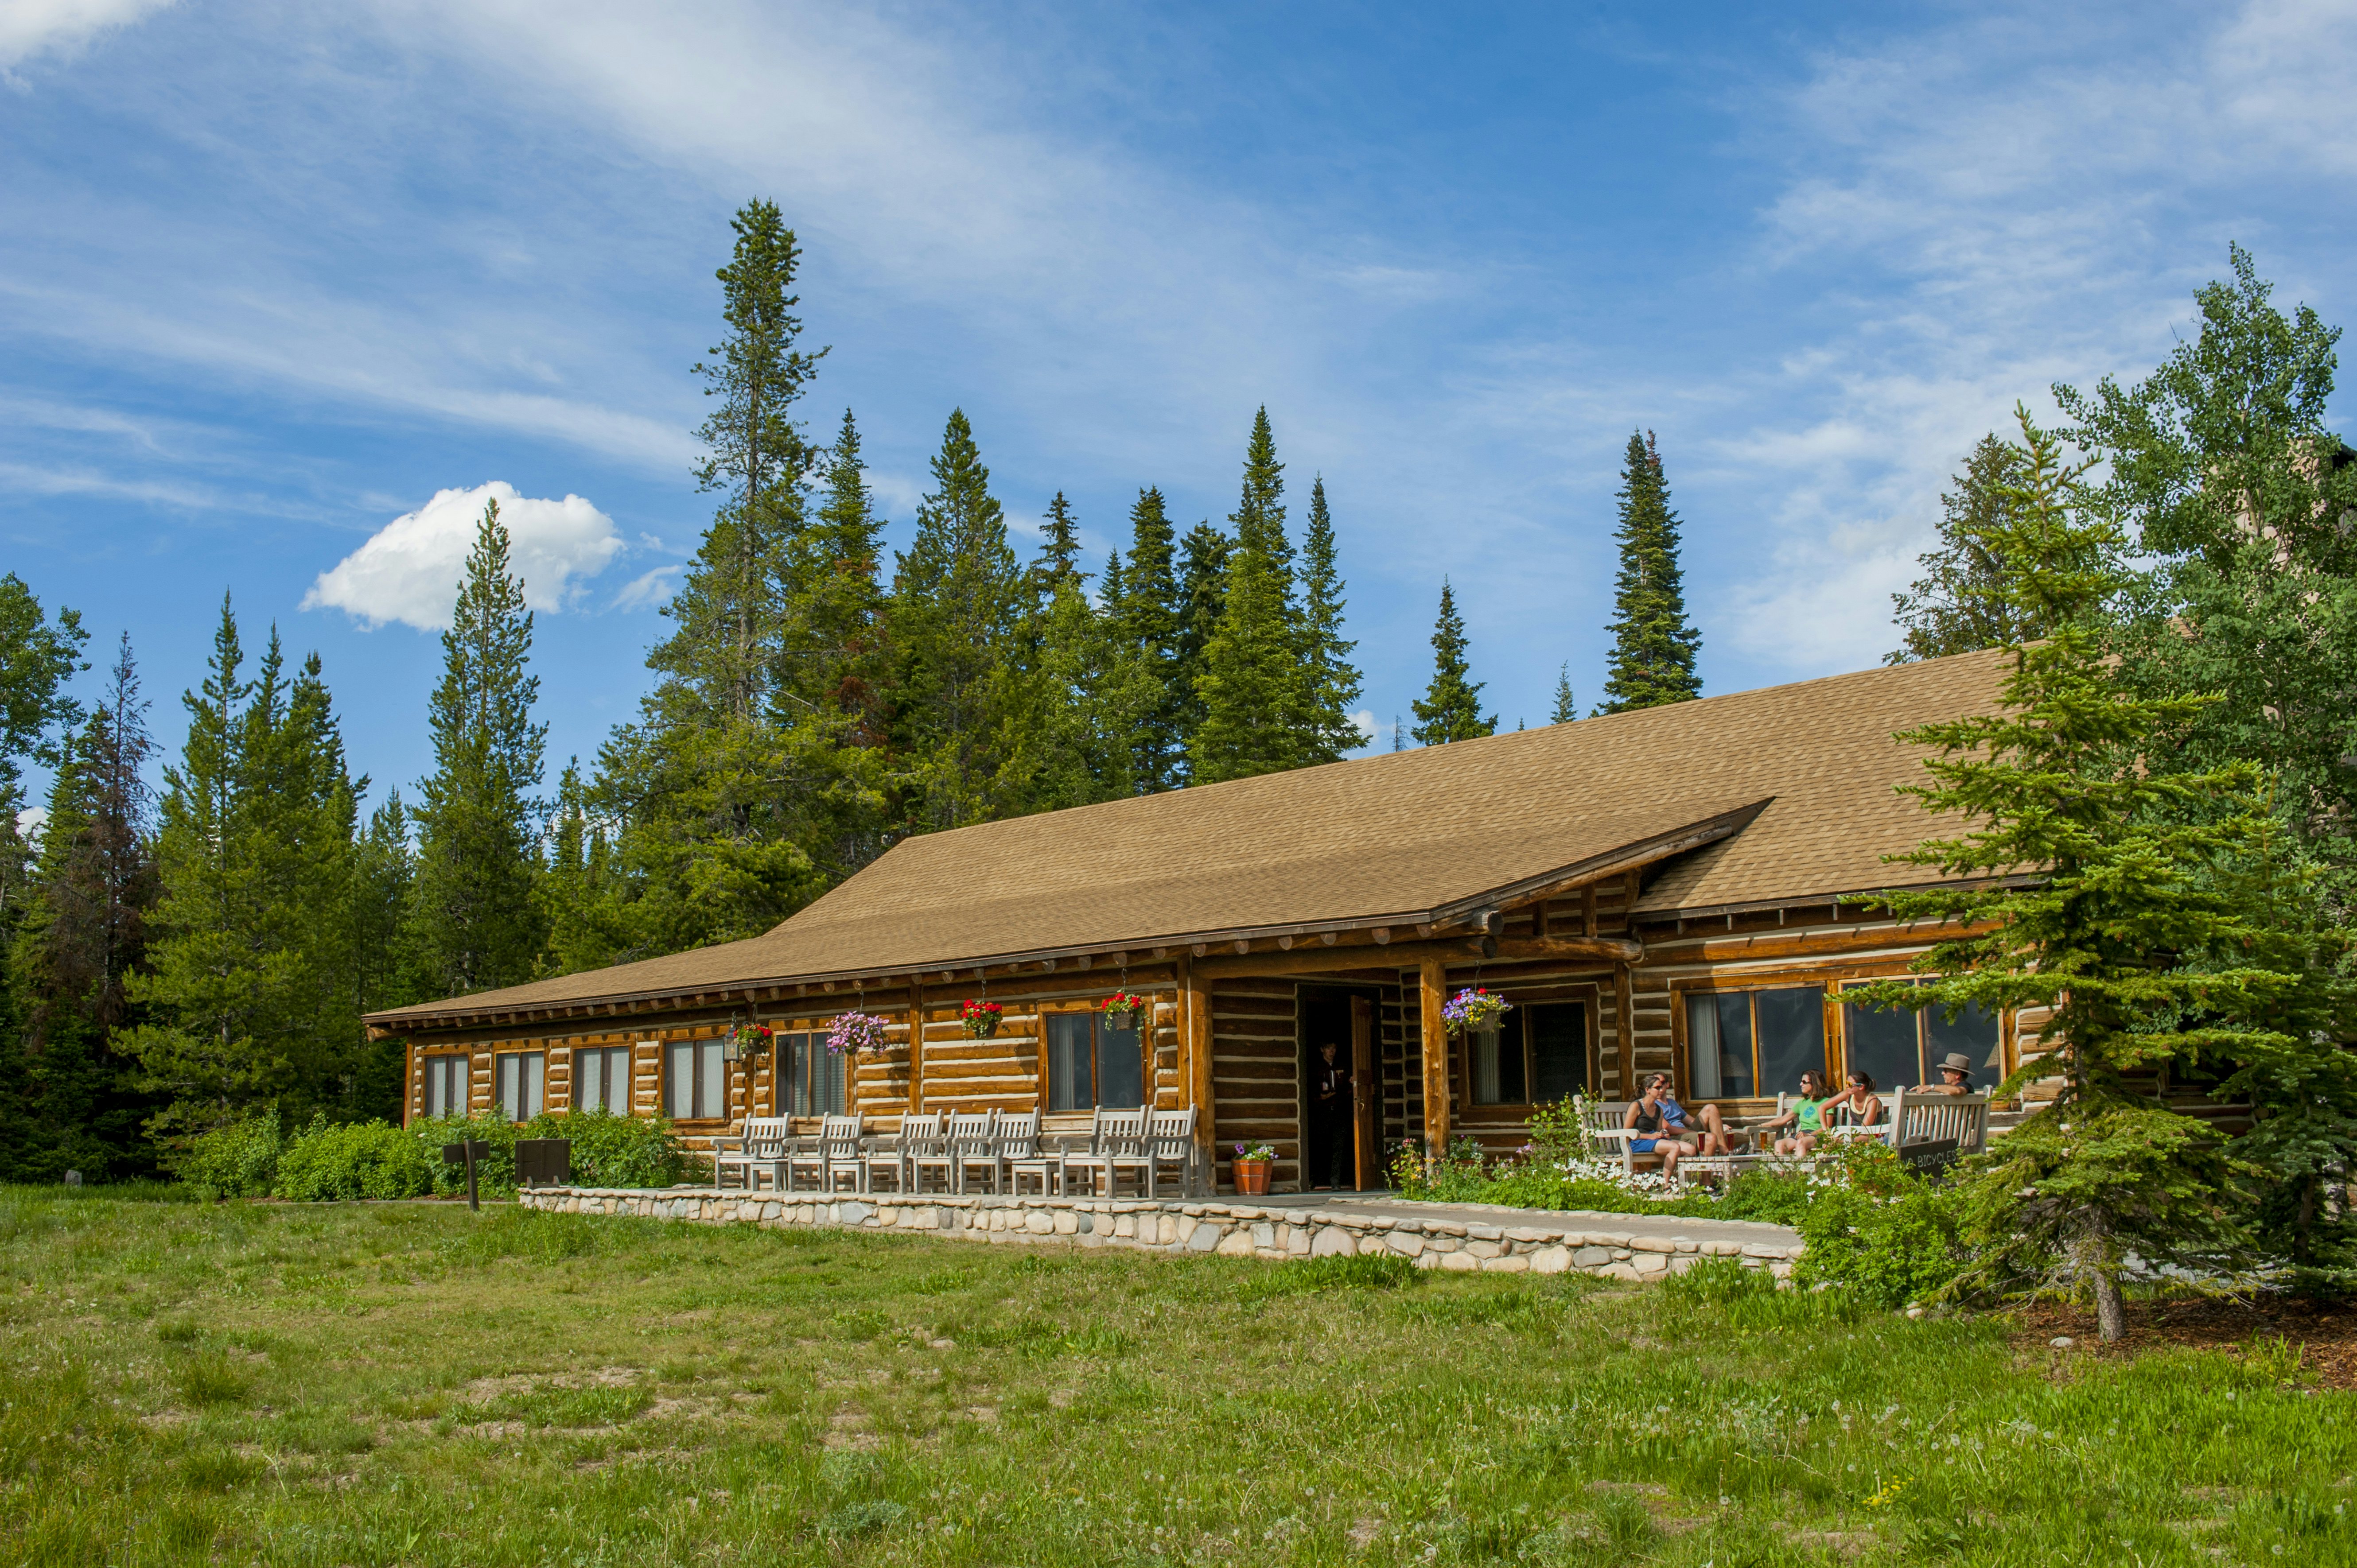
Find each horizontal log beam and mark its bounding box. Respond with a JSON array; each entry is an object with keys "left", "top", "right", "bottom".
[{"left": 1491, "top": 934, "right": 1645, "bottom": 964}]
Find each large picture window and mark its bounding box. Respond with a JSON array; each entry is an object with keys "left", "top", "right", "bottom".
[
  {"left": 1842, "top": 982, "right": 2002, "bottom": 1092},
  {"left": 777, "top": 1032, "right": 847, "bottom": 1118},
  {"left": 494, "top": 1051, "right": 545, "bottom": 1122},
  {"left": 572, "top": 1046, "right": 633, "bottom": 1114},
  {"left": 1469, "top": 1001, "right": 1589, "bottom": 1106},
  {"left": 1686, "top": 986, "right": 1825, "bottom": 1099},
  {"left": 665, "top": 1039, "right": 727, "bottom": 1121},
  {"left": 422, "top": 1054, "right": 470, "bottom": 1118},
  {"left": 1045, "top": 1011, "right": 1144, "bottom": 1112}
]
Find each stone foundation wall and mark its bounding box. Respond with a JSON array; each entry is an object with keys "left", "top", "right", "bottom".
[{"left": 519, "top": 1188, "right": 1801, "bottom": 1282}]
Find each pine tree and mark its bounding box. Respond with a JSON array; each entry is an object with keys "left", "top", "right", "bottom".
[
  {"left": 1297, "top": 476, "right": 1364, "bottom": 762},
  {"left": 1035, "top": 492, "right": 1084, "bottom": 592},
  {"left": 121, "top": 598, "right": 289, "bottom": 1142},
  {"left": 6, "top": 633, "right": 159, "bottom": 1179},
  {"left": 675, "top": 198, "right": 825, "bottom": 724},
  {"left": 1411, "top": 580, "right": 1495, "bottom": 745},
  {"left": 1116, "top": 488, "right": 1186, "bottom": 793},
  {"left": 1598, "top": 430, "right": 1703, "bottom": 713},
  {"left": 1191, "top": 411, "right": 1316, "bottom": 783},
  {"left": 1551, "top": 664, "right": 1577, "bottom": 724},
  {"left": 887, "top": 409, "right": 1029, "bottom": 831},
  {"left": 412, "top": 499, "right": 548, "bottom": 996},
  {"left": 0, "top": 573, "right": 88, "bottom": 928},
  {"left": 1172, "top": 520, "right": 1232, "bottom": 766},
  {"left": 1887, "top": 435, "right": 2058, "bottom": 662}
]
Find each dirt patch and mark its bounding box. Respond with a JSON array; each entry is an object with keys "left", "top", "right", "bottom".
[
  {"left": 2010, "top": 1297, "right": 2357, "bottom": 1389},
  {"left": 460, "top": 1366, "right": 646, "bottom": 1403}
]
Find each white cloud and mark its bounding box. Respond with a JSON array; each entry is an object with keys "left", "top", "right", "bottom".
[
  {"left": 304, "top": 481, "right": 623, "bottom": 631},
  {"left": 1351, "top": 710, "right": 1378, "bottom": 749},
  {"left": 0, "top": 0, "right": 172, "bottom": 70},
  {"left": 611, "top": 564, "right": 680, "bottom": 612},
  {"left": 15, "top": 805, "right": 47, "bottom": 841}
]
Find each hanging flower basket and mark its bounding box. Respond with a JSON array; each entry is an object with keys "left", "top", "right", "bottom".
[
  {"left": 722, "top": 1021, "right": 774, "bottom": 1063},
  {"left": 960, "top": 999, "right": 1003, "bottom": 1039},
  {"left": 827, "top": 1012, "right": 891, "bottom": 1057},
  {"left": 1101, "top": 992, "right": 1150, "bottom": 1026},
  {"left": 1443, "top": 987, "right": 1512, "bottom": 1037}
]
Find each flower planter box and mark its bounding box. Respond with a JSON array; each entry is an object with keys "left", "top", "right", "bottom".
[{"left": 1233, "top": 1159, "right": 1272, "bottom": 1196}]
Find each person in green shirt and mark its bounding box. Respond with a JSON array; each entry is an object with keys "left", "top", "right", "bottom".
[{"left": 1763, "top": 1070, "right": 1831, "bottom": 1157}]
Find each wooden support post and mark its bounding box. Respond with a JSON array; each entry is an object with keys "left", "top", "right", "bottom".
[
  {"left": 1181, "top": 957, "right": 1217, "bottom": 1171},
  {"left": 906, "top": 980, "right": 925, "bottom": 1114},
  {"left": 1614, "top": 960, "right": 1637, "bottom": 1098},
  {"left": 1418, "top": 955, "right": 1450, "bottom": 1159},
  {"left": 1622, "top": 867, "right": 1643, "bottom": 928},
  {"left": 1583, "top": 883, "right": 1598, "bottom": 938}
]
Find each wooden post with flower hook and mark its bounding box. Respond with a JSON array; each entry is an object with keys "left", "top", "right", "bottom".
[
  {"left": 1419, "top": 955, "right": 1450, "bottom": 1160},
  {"left": 905, "top": 975, "right": 925, "bottom": 1116}
]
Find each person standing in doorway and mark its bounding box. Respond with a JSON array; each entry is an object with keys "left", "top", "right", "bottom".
[{"left": 1311, "top": 1040, "right": 1354, "bottom": 1189}]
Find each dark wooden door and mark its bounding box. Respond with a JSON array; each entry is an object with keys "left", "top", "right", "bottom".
[{"left": 1350, "top": 995, "right": 1379, "bottom": 1190}]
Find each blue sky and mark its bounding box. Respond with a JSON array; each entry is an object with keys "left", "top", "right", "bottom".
[{"left": 6, "top": 0, "right": 2355, "bottom": 816}]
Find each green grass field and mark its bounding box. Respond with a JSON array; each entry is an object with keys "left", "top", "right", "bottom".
[{"left": 0, "top": 1190, "right": 2346, "bottom": 1566}]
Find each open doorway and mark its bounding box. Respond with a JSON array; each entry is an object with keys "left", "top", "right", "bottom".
[{"left": 1299, "top": 985, "right": 1387, "bottom": 1191}]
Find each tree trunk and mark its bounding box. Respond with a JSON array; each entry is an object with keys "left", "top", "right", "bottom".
[{"left": 2093, "top": 1270, "right": 2125, "bottom": 1344}]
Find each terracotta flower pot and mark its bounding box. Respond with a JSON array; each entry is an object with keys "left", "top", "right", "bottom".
[{"left": 1233, "top": 1159, "right": 1271, "bottom": 1196}]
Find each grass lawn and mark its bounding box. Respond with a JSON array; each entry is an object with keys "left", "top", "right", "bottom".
[{"left": 0, "top": 1191, "right": 2349, "bottom": 1566}]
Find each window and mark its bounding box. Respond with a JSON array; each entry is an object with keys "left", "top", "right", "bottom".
[
  {"left": 1045, "top": 1011, "right": 1145, "bottom": 1112},
  {"left": 1470, "top": 1001, "right": 1591, "bottom": 1106},
  {"left": 777, "top": 1032, "right": 846, "bottom": 1117},
  {"left": 1686, "top": 986, "right": 1825, "bottom": 1098},
  {"left": 572, "top": 1046, "right": 633, "bottom": 1115},
  {"left": 1842, "top": 982, "right": 2002, "bottom": 1092},
  {"left": 665, "top": 1038, "right": 727, "bottom": 1121},
  {"left": 422, "top": 1054, "right": 470, "bottom": 1118},
  {"left": 494, "top": 1052, "right": 545, "bottom": 1122}
]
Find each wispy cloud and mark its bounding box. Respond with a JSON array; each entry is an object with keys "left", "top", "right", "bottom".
[{"left": 0, "top": 0, "right": 173, "bottom": 72}]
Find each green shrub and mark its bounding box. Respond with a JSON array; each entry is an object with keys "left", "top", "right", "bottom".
[
  {"left": 273, "top": 1117, "right": 436, "bottom": 1202},
  {"left": 1713, "top": 1168, "right": 1814, "bottom": 1226},
  {"left": 406, "top": 1113, "right": 520, "bottom": 1195},
  {"left": 530, "top": 1109, "right": 685, "bottom": 1189},
  {"left": 1795, "top": 1177, "right": 1968, "bottom": 1307},
  {"left": 174, "top": 1110, "right": 284, "bottom": 1199}
]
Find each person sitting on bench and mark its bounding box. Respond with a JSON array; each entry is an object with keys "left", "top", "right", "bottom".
[
  {"left": 1645, "top": 1071, "right": 1731, "bottom": 1155},
  {"left": 1622, "top": 1078, "right": 1700, "bottom": 1178},
  {"left": 1824, "top": 1070, "right": 1884, "bottom": 1132},
  {"left": 1761, "top": 1070, "right": 1831, "bottom": 1157},
  {"left": 1923, "top": 1052, "right": 1977, "bottom": 1095}
]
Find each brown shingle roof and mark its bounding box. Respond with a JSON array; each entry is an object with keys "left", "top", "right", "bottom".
[{"left": 368, "top": 647, "right": 2010, "bottom": 1025}]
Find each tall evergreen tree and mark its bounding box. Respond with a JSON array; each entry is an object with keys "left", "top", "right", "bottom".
[
  {"left": 676, "top": 198, "right": 825, "bottom": 724},
  {"left": 887, "top": 409, "right": 1029, "bottom": 831},
  {"left": 1886, "top": 435, "right": 2058, "bottom": 663},
  {"left": 0, "top": 574, "right": 88, "bottom": 926},
  {"left": 1116, "top": 488, "right": 1186, "bottom": 793},
  {"left": 1550, "top": 664, "right": 1578, "bottom": 724},
  {"left": 1598, "top": 430, "right": 1703, "bottom": 713},
  {"left": 412, "top": 500, "right": 548, "bottom": 996},
  {"left": 1296, "top": 475, "right": 1365, "bottom": 763},
  {"left": 1035, "top": 492, "right": 1085, "bottom": 592},
  {"left": 1192, "top": 411, "right": 1316, "bottom": 783},
  {"left": 1411, "top": 580, "right": 1496, "bottom": 745},
  {"left": 6, "top": 634, "right": 158, "bottom": 1179},
  {"left": 1172, "top": 520, "right": 1232, "bottom": 767}
]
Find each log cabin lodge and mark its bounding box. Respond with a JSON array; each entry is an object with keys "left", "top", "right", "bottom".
[{"left": 367, "top": 648, "right": 2042, "bottom": 1193}]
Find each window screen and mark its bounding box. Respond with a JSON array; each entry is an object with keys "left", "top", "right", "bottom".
[
  {"left": 423, "top": 1055, "right": 470, "bottom": 1118},
  {"left": 572, "top": 1047, "right": 632, "bottom": 1114},
  {"left": 1841, "top": 983, "right": 2002, "bottom": 1091},
  {"left": 1687, "top": 987, "right": 1825, "bottom": 1098},
  {"left": 665, "top": 1040, "right": 727, "bottom": 1120},
  {"left": 494, "top": 1052, "right": 544, "bottom": 1122},
  {"left": 780, "top": 1033, "right": 846, "bottom": 1117},
  {"left": 1528, "top": 1002, "right": 1588, "bottom": 1103},
  {"left": 1046, "top": 1013, "right": 1145, "bottom": 1112}
]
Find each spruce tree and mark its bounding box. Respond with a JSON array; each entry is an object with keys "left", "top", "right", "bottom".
[
  {"left": 677, "top": 198, "right": 825, "bottom": 724},
  {"left": 1035, "top": 492, "right": 1084, "bottom": 592},
  {"left": 412, "top": 499, "right": 548, "bottom": 996},
  {"left": 1116, "top": 488, "right": 1186, "bottom": 793},
  {"left": 1598, "top": 430, "right": 1703, "bottom": 713},
  {"left": 887, "top": 409, "right": 1029, "bottom": 830},
  {"left": 1887, "top": 435, "right": 2060, "bottom": 663},
  {"left": 6, "top": 633, "right": 159, "bottom": 1179},
  {"left": 1172, "top": 520, "right": 1232, "bottom": 767},
  {"left": 1297, "top": 475, "right": 1365, "bottom": 762},
  {"left": 1411, "top": 580, "right": 1496, "bottom": 745},
  {"left": 1551, "top": 664, "right": 1577, "bottom": 724},
  {"left": 1192, "top": 411, "right": 1315, "bottom": 783}
]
